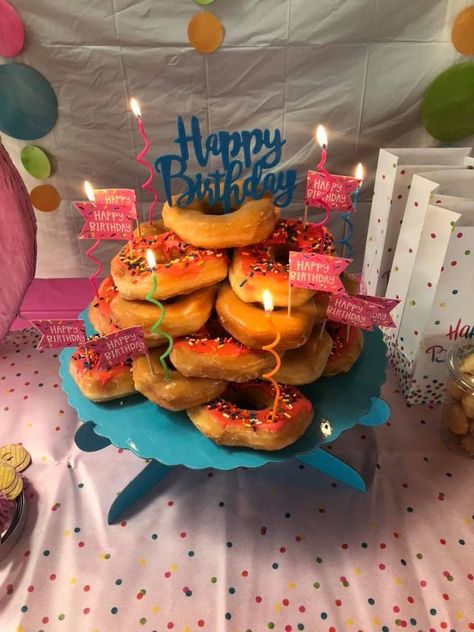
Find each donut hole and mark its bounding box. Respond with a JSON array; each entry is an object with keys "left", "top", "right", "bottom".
[
  {"left": 269, "top": 243, "right": 292, "bottom": 266},
  {"left": 225, "top": 384, "right": 272, "bottom": 411}
]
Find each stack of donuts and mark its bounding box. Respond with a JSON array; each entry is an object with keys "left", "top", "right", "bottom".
[{"left": 70, "top": 191, "right": 364, "bottom": 451}]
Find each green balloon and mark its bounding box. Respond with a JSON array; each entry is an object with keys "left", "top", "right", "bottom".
[
  {"left": 421, "top": 62, "right": 474, "bottom": 142},
  {"left": 20, "top": 144, "right": 52, "bottom": 179},
  {"left": 193, "top": 0, "right": 215, "bottom": 4}
]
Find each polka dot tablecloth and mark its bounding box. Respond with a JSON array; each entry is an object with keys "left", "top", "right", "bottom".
[{"left": 1, "top": 330, "right": 473, "bottom": 632}]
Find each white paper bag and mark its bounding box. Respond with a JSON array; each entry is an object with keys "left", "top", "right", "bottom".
[
  {"left": 362, "top": 148, "right": 472, "bottom": 297},
  {"left": 384, "top": 171, "right": 474, "bottom": 405}
]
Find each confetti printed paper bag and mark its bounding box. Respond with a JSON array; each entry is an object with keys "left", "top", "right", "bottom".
[
  {"left": 384, "top": 173, "right": 474, "bottom": 405},
  {"left": 362, "top": 148, "right": 472, "bottom": 297}
]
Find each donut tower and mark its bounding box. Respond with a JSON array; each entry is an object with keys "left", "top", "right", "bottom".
[{"left": 70, "top": 187, "right": 364, "bottom": 452}]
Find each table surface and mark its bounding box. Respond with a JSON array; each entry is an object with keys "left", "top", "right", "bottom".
[{"left": 0, "top": 329, "right": 473, "bottom": 632}]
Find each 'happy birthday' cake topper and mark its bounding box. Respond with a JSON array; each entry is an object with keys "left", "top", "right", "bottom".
[{"left": 154, "top": 116, "right": 297, "bottom": 213}]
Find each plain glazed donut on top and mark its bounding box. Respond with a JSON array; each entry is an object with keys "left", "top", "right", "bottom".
[
  {"left": 110, "top": 285, "right": 217, "bottom": 348},
  {"left": 111, "top": 230, "right": 228, "bottom": 301},
  {"left": 229, "top": 219, "right": 335, "bottom": 307},
  {"left": 276, "top": 324, "right": 333, "bottom": 385},
  {"left": 170, "top": 320, "right": 275, "bottom": 382},
  {"left": 132, "top": 350, "right": 226, "bottom": 412},
  {"left": 162, "top": 189, "right": 279, "bottom": 249},
  {"left": 216, "top": 281, "right": 323, "bottom": 351},
  {"left": 187, "top": 380, "right": 314, "bottom": 451},
  {"left": 88, "top": 276, "right": 120, "bottom": 336},
  {"left": 322, "top": 322, "right": 364, "bottom": 377}
]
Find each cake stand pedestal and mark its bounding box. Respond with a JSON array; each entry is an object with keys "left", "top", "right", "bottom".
[{"left": 61, "top": 314, "right": 390, "bottom": 525}]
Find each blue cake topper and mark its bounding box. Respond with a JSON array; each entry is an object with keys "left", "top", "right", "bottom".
[{"left": 154, "top": 116, "right": 297, "bottom": 212}]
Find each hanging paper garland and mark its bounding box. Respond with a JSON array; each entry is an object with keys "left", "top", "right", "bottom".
[
  {"left": 452, "top": 6, "right": 474, "bottom": 56},
  {"left": 0, "top": 0, "right": 24, "bottom": 57},
  {"left": 20, "top": 145, "right": 52, "bottom": 179},
  {"left": 188, "top": 11, "right": 224, "bottom": 53},
  {"left": 421, "top": 62, "right": 474, "bottom": 142},
  {"left": 30, "top": 184, "right": 61, "bottom": 212},
  {"left": 0, "top": 63, "right": 58, "bottom": 140}
]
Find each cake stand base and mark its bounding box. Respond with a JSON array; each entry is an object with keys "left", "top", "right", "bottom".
[{"left": 75, "top": 421, "right": 368, "bottom": 525}]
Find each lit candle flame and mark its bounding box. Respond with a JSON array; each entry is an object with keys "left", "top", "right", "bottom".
[
  {"left": 262, "top": 289, "right": 274, "bottom": 313},
  {"left": 84, "top": 180, "right": 95, "bottom": 203},
  {"left": 355, "top": 162, "right": 364, "bottom": 182},
  {"left": 315, "top": 125, "right": 328, "bottom": 149},
  {"left": 130, "top": 97, "right": 142, "bottom": 118},
  {"left": 146, "top": 248, "right": 156, "bottom": 270}
]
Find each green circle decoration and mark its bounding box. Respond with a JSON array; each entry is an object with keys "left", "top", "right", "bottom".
[
  {"left": 421, "top": 62, "right": 474, "bottom": 142},
  {"left": 20, "top": 145, "right": 52, "bottom": 179},
  {"left": 193, "top": 0, "right": 215, "bottom": 4}
]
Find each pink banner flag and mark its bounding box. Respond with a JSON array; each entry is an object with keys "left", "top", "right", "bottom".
[
  {"left": 31, "top": 319, "right": 86, "bottom": 350},
  {"left": 305, "top": 171, "right": 361, "bottom": 210},
  {"left": 289, "top": 252, "right": 351, "bottom": 293},
  {"left": 326, "top": 294, "right": 374, "bottom": 331},
  {"left": 93, "top": 188, "right": 138, "bottom": 219},
  {"left": 358, "top": 295, "right": 400, "bottom": 328},
  {"left": 83, "top": 327, "right": 146, "bottom": 370},
  {"left": 74, "top": 201, "right": 134, "bottom": 240}
]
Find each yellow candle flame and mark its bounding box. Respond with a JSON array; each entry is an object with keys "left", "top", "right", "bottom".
[
  {"left": 315, "top": 125, "right": 328, "bottom": 149},
  {"left": 84, "top": 180, "right": 95, "bottom": 203},
  {"left": 130, "top": 97, "right": 142, "bottom": 118},
  {"left": 262, "top": 289, "right": 274, "bottom": 313},
  {"left": 355, "top": 162, "right": 364, "bottom": 182},
  {"left": 146, "top": 248, "right": 156, "bottom": 270}
]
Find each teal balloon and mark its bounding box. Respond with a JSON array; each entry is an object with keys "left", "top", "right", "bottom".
[
  {"left": 0, "top": 63, "right": 58, "bottom": 140},
  {"left": 421, "top": 62, "right": 474, "bottom": 142}
]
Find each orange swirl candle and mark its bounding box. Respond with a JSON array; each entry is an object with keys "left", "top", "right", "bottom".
[{"left": 261, "top": 289, "right": 281, "bottom": 422}]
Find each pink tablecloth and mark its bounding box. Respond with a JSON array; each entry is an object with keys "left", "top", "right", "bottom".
[{"left": 0, "top": 329, "right": 473, "bottom": 632}]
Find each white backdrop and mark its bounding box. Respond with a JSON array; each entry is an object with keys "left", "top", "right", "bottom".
[{"left": 1, "top": 0, "right": 472, "bottom": 276}]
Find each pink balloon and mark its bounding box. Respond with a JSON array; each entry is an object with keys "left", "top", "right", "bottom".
[
  {"left": 0, "top": 0, "right": 24, "bottom": 57},
  {"left": 0, "top": 141, "right": 37, "bottom": 343}
]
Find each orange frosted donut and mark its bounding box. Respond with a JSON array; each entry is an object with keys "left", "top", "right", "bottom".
[
  {"left": 110, "top": 285, "right": 217, "bottom": 348},
  {"left": 216, "top": 282, "right": 323, "bottom": 351},
  {"left": 111, "top": 230, "right": 228, "bottom": 300},
  {"left": 162, "top": 190, "right": 279, "bottom": 249},
  {"left": 132, "top": 350, "right": 226, "bottom": 412},
  {"left": 229, "top": 219, "right": 335, "bottom": 307},
  {"left": 187, "top": 381, "right": 314, "bottom": 451},
  {"left": 276, "top": 324, "right": 333, "bottom": 385},
  {"left": 322, "top": 322, "right": 364, "bottom": 377},
  {"left": 170, "top": 320, "right": 275, "bottom": 382},
  {"left": 69, "top": 339, "right": 135, "bottom": 402},
  {"left": 88, "top": 276, "right": 120, "bottom": 336}
]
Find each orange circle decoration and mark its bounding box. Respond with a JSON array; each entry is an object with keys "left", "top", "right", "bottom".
[
  {"left": 30, "top": 184, "right": 61, "bottom": 212},
  {"left": 188, "top": 12, "right": 224, "bottom": 54},
  {"left": 452, "top": 6, "right": 474, "bottom": 56}
]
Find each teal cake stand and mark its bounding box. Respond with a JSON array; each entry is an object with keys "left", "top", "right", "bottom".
[{"left": 59, "top": 312, "right": 390, "bottom": 524}]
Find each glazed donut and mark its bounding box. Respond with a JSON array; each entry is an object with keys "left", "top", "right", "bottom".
[
  {"left": 133, "top": 218, "right": 167, "bottom": 239},
  {"left": 88, "top": 277, "right": 120, "bottom": 336},
  {"left": 69, "top": 340, "right": 135, "bottom": 402},
  {"left": 162, "top": 189, "right": 279, "bottom": 249},
  {"left": 276, "top": 324, "right": 333, "bottom": 385},
  {"left": 322, "top": 322, "right": 364, "bottom": 377},
  {"left": 229, "top": 219, "right": 335, "bottom": 307},
  {"left": 170, "top": 320, "right": 275, "bottom": 382},
  {"left": 216, "top": 282, "right": 322, "bottom": 351},
  {"left": 111, "top": 230, "right": 228, "bottom": 300},
  {"left": 187, "top": 381, "right": 313, "bottom": 451},
  {"left": 110, "top": 285, "right": 217, "bottom": 348},
  {"left": 132, "top": 350, "right": 226, "bottom": 412}
]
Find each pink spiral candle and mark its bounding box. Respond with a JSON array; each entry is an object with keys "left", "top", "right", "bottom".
[{"left": 131, "top": 98, "right": 158, "bottom": 225}]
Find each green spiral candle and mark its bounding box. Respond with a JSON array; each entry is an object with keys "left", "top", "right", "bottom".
[{"left": 145, "top": 249, "right": 173, "bottom": 379}]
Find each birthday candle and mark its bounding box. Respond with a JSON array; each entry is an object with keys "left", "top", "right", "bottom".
[
  {"left": 130, "top": 98, "right": 159, "bottom": 226},
  {"left": 341, "top": 162, "right": 364, "bottom": 260},
  {"left": 145, "top": 249, "right": 173, "bottom": 379},
  {"left": 261, "top": 290, "right": 282, "bottom": 423}
]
